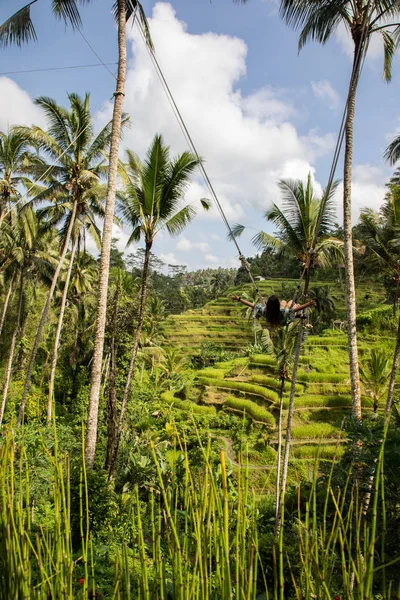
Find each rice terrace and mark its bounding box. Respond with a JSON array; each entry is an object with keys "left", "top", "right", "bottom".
[{"left": 1, "top": 0, "right": 400, "bottom": 598}]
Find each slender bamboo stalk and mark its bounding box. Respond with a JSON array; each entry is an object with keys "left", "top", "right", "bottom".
[
  {"left": 18, "top": 198, "right": 78, "bottom": 424},
  {"left": 0, "top": 271, "right": 15, "bottom": 337},
  {"left": 0, "top": 272, "right": 24, "bottom": 426},
  {"left": 47, "top": 234, "right": 79, "bottom": 423}
]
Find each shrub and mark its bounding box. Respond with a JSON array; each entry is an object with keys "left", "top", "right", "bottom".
[
  {"left": 224, "top": 396, "right": 275, "bottom": 427},
  {"left": 196, "top": 377, "right": 279, "bottom": 404}
]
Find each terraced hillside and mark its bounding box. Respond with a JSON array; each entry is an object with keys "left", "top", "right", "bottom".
[
  {"left": 159, "top": 279, "right": 392, "bottom": 475},
  {"left": 160, "top": 278, "right": 385, "bottom": 353}
]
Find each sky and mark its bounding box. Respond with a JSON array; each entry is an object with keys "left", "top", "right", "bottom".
[{"left": 1, "top": 0, "right": 400, "bottom": 271}]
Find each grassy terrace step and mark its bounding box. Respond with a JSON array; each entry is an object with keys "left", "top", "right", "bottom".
[
  {"left": 296, "top": 370, "right": 348, "bottom": 383},
  {"left": 282, "top": 394, "right": 374, "bottom": 408},
  {"left": 292, "top": 444, "right": 345, "bottom": 459},
  {"left": 250, "top": 374, "right": 304, "bottom": 394},
  {"left": 224, "top": 396, "right": 275, "bottom": 427},
  {"left": 161, "top": 391, "right": 216, "bottom": 415},
  {"left": 196, "top": 377, "right": 279, "bottom": 404},
  {"left": 291, "top": 423, "right": 340, "bottom": 439}
]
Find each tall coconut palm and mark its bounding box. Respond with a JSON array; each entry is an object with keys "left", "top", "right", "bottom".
[
  {"left": 0, "top": 207, "right": 57, "bottom": 425},
  {"left": 15, "top": 93, "right": 113, "bottom": 423},
  {"left": 107, "top": 135, "right": 208, "bottom": 478},
  {"left": 233, "top": 174, "right": 342, "bottom": 532},
  {"left": 278, "top": 0, "right": 400, "bottom": 423},
  {"left": 0, "top": 130, "right": 39, "bottom": 225},
  {"left": 85, "top": 0, "right": 153, "bottom": 468}
]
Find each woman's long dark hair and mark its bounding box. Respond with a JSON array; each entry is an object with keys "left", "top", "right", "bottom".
[{"left": 265, "top": 295, "right": 281, "bottom": 327}]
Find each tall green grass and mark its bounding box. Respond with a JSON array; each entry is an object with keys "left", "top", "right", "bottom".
[{"left": 0, "top": 426, "right": 398, "bottom": 599}]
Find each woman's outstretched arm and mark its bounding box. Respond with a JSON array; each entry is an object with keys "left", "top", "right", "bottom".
[
  {"left": 293, "top": 300, "right": 317, "bottom": 313},
  {"left": 229, "top": 295, "right": 255, "bottom": 309}
]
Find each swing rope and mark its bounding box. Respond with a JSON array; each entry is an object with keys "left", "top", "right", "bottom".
[{"left": 133, "top": 4, "right": 370, "bottom": 311}]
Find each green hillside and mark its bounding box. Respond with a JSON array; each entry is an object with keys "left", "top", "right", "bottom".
[{"left": 158, "top": 278, "right": 393, "bottom": 474}]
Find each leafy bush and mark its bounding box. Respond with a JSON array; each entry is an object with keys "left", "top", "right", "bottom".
[
  {"left": 224, "top": 396, "right": 275, "bottom": 427},
  {"left": 356, "top": 305, "right": 395, "bottom": 333}
]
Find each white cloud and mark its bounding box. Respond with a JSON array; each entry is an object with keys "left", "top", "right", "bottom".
[
  {"left": 336, "top": 163, "right": 388, "bottom": 222},
  {"left": 176, "top": 236, "right": 210, "bottom": 252},
  {"left": 311, "top": 80, "right": 341, "bottom": 110},
  {"left": 242, "top": 87, "right": 295, "bottom": 121},
  {"left": 160, "top": 252, "right": 180, "bottom": 265},
  {"left": 205, "top": 253, "right": 219, "bottom": 264},
  {"left": 0, "top": 78, "right": 45, "bottom": 131},
  {"left": 119, "top": 2, "right": 333, "bottom": 226}
]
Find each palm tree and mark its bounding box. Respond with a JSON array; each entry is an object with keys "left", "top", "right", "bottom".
[
  {"left": 15, "top": 93, "right": 113, "bottom": 424},
  {"left": 278, "top": 0, "right": 400, "bottom": 424},
  {"left": 0, "top": 0, "right": 153, "bottom": 467},
  {"left": 360, "top": 348, "right": 389, "bottom": 413},
  {"left": 85, "top": 0, "right": 153, "bottom": 468},
  {"left": 106, "top": 135, "right": 208, "bottom": 478},
  {"left": 233, "top": 173, "right": 342, "bottom": 532},
  {"left": 0, "top": 207, "right": 57, "bottom": 425},
  {"left": 0, "top": 130, "right": 38, "bottom": 225},
  {"left": 358, "top": 199, "right": 400, "bottom": 418}
]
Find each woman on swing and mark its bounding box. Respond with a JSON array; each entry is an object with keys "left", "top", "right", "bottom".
[{"left": 229, "top": 294, "right": 317, "bottom": 328}]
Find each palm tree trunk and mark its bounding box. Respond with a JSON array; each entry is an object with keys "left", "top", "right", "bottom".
[
  {"left": 275, "top": 376, "right": 285, "bottom": 521},
  {"left": 17, "top": 199, "right": 78, "bottom": 424},
  {"left": 343, "top": 40, "right": 363, "bottom": 420},
  {"left": 85, "top": 0, "right": 127, "bottom": 468},
  {"left": 47, "top": 235, "right": 79, "bottom": 424},
  {"left": 385, "top": 314, "right": 400, "bottom": 418},
  {"left": 0, "top": 272, "right": 15, "bottom": 337},
  {"left": 0, "top": 273, "right": 23, "bottom": 426},
  {"left": 108, "top": 240, "right": 152, "bottom": 480}
]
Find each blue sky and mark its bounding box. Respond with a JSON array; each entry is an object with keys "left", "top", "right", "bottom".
[{"left": 1, "top": 0, "right": 399, "bottom": 270}]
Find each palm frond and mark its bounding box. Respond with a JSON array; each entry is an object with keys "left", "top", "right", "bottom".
[
  {"left": 251, "top": 230, "right": 282, "bottom": 252},
  {"left": 51, "top": 0, "right": 89, "bottom": 29},
  {"left": 200, "top": 198, "right": 211, "bottom": 211},
  {"left": 227, "top": 223, "right": 245, "bottom": 240},
  {"left": 163, "top": 205, "right": 196, "bottom": 237},
  {"left": 384, "top": 134, "right": 400, "bottom": 165},
  {"left": 382, "top": 30, "right": 395, "bottom": 82},
  {"left": 0, "top": 2, "right": 37, "bottom": 48},
  {"left": 279, "top": 0, "right": 351, "bottom": 51}
]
